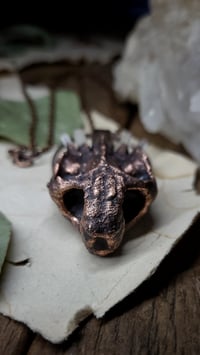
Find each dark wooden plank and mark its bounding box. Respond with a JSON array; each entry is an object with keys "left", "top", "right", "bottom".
[
  {"left": 28, "top": 254, "right": 200, "bottom": 355},
  {"left": 2, "top": 263, "right": 198, "bottom": 355},
  {"left": 0, "top": 314, "right": 33, "bottom": 355}
]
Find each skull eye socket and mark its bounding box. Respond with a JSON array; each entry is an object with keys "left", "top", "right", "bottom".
[
  {"left": 63, "top": 189, "right": 84, "bottom": 220},
  {"left": 123, "top": 189, "right": 146, "bottom": 224}
]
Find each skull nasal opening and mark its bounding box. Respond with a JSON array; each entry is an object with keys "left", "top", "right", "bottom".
[
  {"left": 63, "top": 188, "right": 84, "bottom": 220},
  {"left": 93, "top": 237, "right": 108, "bottom": 251}
]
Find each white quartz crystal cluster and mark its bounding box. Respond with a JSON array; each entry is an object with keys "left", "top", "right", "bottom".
[{"left": 113, "top": 0, "right": 200, "bottom": 162}]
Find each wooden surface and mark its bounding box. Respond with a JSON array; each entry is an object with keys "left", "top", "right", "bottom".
[{"left": 0, "top": 63, "right": 200, "bottom": 355}]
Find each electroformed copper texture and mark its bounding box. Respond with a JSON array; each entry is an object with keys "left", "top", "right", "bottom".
[{"left": 47, "top": 130, "right": 157, "bottom": 256}]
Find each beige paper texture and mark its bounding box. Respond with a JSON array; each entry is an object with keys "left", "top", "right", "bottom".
[{"left": 0, "top": 112, "right": 199, "bottom": 343}]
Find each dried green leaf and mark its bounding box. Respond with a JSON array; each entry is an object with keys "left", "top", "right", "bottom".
[
  {"left": 0, "top": 212, "right": 11, "bottom": 273},
  {"left": 0, "top": 90, "right": 82, "bottom": 148}
]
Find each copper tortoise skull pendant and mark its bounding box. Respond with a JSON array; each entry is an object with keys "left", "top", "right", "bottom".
[{"left": 47, "top": 130, "right": 157, "bottom": 256}]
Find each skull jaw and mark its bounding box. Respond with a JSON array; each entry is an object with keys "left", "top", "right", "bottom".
[
  {"left": 84, "top": 235, "right": 124, "bottom": 256},
  {"left": 81, "top": 221, "right": 125, "bottom": 256}
]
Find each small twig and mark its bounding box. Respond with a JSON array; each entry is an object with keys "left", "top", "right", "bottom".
[
  {"left": 47, "top": 88, "right": 56, "bottom": 147},
  {"left": 19, "top": 77, "right": 38, "bottom": 155},
  {"left": 9, "top": 72, "right": 57, "bottom": 167},
  {"left": 79, "top": 75, "right": 95, "bottom": 132}
]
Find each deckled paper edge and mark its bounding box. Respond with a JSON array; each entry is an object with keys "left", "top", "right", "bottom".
[
  {"left": 0, "top": 110, "right": 199, "bottom": 344},
  {"left": 94, "top": 212, "right": 200, "bottom": 318}
]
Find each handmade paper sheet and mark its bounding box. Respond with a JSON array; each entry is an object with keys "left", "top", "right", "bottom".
[{"left": 0, "top": 112, "right": 199, "bottom": 343}]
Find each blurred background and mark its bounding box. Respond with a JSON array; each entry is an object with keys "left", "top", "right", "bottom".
[{"left": 0, "top": 1, "right": 149, "bottom": 37}]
